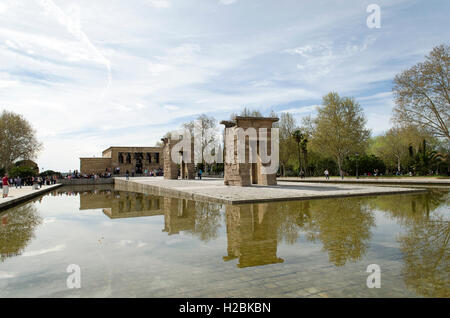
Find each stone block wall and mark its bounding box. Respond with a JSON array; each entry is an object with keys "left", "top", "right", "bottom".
[
  {"left": 221, "top": 116, "right": 278, "bottom": 187},
  {"left": 162, "top": 138, "right": 179, "bottom": 179}
]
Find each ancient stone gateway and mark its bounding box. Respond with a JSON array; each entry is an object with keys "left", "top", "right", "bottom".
[
  {"left": 221, "top": 116, "right": 279, "bottom": 187},
  {"left": 161, "top": 137, "right": 195, "bottom": 180}
]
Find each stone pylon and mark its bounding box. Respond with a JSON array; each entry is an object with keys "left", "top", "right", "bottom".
[{"left": 221, "top": 116, "right": 279, "bottom": 187}]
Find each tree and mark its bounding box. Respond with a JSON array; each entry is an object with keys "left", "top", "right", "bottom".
[
  {"left": 343, "top": 154, "right": 386, "bottom": 175},
  {"left": 369, "top": 125, "right": 430, "bottom": 173},
  {"left": 278, "top": 112, "right": 297, "bottom": 176},
  {"left": 393, "top": 44, "right": 450, "bottom": 140},
  {"left": 0, "top": 111, "right": 42, "bottom": 170},
  {"left": 410, "top": 139, "right": 440, "bottom": 175},
  {"left": 292, "top": 129, "right": 308, "bottom": 174},
  {"left": 230, "top": 107, "right": 263, "bottom": 119},
  {"left": 8, "top": 166, "right": 36, "bottom": 179},
  {"left": 311, "top": 92, "right": 370, "bottom": 178},
  {"left": 183, "top": 114, "right": 218, "bottom": 171}
]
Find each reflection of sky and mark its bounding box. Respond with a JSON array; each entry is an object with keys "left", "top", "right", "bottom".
[{"left": 0, "top": 189, "right": 448, "bottom": 297}]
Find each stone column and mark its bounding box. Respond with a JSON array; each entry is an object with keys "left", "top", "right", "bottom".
[{"left": 162, "top": 138, "right": 179, "bottom": 179}]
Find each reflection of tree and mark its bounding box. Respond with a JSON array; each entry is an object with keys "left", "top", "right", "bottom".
[
  {"left": 398, "top": 215, "right": 449, "bottom": 297},
  {"left": 163, "top": 198, "right": 222, "bottom": 242},
  {"left": 368, "top": 189, "right": 449, "bottom": 224},
  {"left": 0, "top": 204, "right": 42, "bottom": 262},
  {"left": 189, "top": 202, "right": 222, "bottom": 242},
  {"left": 273, "top": 201, "right": 311, "bottom": 245},
  {"left": 304, "top": 198, "right": 375, "bottom": 267}
]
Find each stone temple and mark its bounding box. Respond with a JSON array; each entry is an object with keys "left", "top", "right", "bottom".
[
  {"left": 80, "top": 146, "right": 163, "bottom": 175},
  {"left": 161, "top": 137, "right": 195, "bottom": 180},
  {"left": 221, "top": 116, "right": 279, "bottom": 187}
]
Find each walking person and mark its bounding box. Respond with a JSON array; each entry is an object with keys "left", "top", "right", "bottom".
[
  {"left": 324, "top": 169, "right": 329, "bottom": 180},
  {"left": 2, "top": 174, "right": 10, "bottom": 198},
  {"left": 16, "top": 176, "right": 22, "bottom": 189},
  {"left": 198, "top": 168, "right": 203, "bottom": 180},
  {"left": 299, "top": 170, "right": 305, "bottom": 179},
  {"left": 125, "top": 170, "right": 129, "bottom": 180}
]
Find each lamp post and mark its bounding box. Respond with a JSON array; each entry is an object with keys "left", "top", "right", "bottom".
[{"left": 355, "top": 153, "right": 359, "bottom": 179}]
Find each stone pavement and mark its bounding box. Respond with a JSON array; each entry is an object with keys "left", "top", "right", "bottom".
[
  {"left": 0, "top": 184, "right": 62, "bottom": 211},
  {"left": 115, "top": 177, "right": 425, "bottom": 204}
]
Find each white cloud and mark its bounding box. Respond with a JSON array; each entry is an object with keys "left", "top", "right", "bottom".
[
  {"left": 281, "top": 105, "right": 319, "bottom": 114},
  {"left": 164, "top": 104, "right": 180, "bottom": 111},
  {"left": 147, "top": 0, "right": 171, "bottom": 8},
  {"left": 219, "top": 0, "right": 237, "bottom": 5}
]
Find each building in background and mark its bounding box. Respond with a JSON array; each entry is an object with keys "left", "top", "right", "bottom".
[{"left": 80, "top": 146, "right": 163, "bottom": 175}]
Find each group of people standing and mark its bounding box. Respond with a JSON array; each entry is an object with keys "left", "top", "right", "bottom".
[{"left": 1, "top": 173, "right": 58, "bottom": 198}]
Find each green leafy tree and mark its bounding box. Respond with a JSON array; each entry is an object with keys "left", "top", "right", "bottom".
[
  {"left": 8, "top": 166, "right": 36, "bottom": 179},
  {"left": 311, "top": 92, "right": 370, "bottom": 178},
  {"left": 292, "top": 129, "right": 308, "bottom": 175},
  {"left": 0, "top": 111, "right": 42, "bottom": 171}
]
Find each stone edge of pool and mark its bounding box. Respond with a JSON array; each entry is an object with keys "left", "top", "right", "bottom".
[
  {"left": 113, "top": 177, "right": 428, "bottom": 205},
  {"left": 0, "top": 184, "right": 63, "bottom": 211}
]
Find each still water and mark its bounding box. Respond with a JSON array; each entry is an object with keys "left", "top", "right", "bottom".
[{"left": 0, "top": 186, "right": 448, "bottom": 298}]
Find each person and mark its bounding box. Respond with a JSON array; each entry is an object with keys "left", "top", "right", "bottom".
[
  {"left": 324, "top": 169, "right": 329, "bottom": 180},
  {"left": 299, "top": 170, "right": 305, "bottom": 179},
  {"left": 125, "top": 170, "right": 129, "bottom": 180},
  {"left": 16, "top": 176, "right": 22, "bottom": 189},
  {"left": 198, "top": 168, "right": 203, "bottom": 180},
  {"left": 2, "top": 174, "right": 10, "bottom": 198}
]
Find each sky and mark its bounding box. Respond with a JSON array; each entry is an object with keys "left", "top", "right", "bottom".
[{"left": 0, "top": 0, "right": 449, "bottom": 172}]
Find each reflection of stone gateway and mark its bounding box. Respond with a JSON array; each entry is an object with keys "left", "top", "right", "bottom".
[
  {"left": 223, "top": 204, "right": 284, "bottom": 268},
  {"left": 221, "top": 116, "right": 279, "bottom": 187}
]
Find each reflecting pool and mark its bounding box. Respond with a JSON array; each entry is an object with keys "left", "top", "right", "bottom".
[{"left": 0, "top": 186, "right": 448, "bottom": 298}]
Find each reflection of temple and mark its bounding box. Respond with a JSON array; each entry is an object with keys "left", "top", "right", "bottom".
[
  {"left": 162, "top": 198, "right": 196, "bottom": 235},
  {"left": 79, "top": 191, "right": 164, "bottom": 219},
  {"left": 223, "top": 204, "right": 283, "bottom": 268},
  {"left": 78, "top": 190, "right": 284, "bottom": 268}
]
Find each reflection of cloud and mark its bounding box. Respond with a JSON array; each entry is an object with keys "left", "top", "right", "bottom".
[
  {"left": 0, "top": 271, "right": 17, "bottom": 279},
  {"left": 21, "top": 244, "right": 65, "bottom": 257},
  {"left": 43, "top": 217, "right": 57, "bottom": 224},
  {"left": 118, "top": 240, "right": 147, "bottom": 248}
]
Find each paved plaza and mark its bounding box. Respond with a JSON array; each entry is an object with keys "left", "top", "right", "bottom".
[
  {"left": 114, "top": 177, "right": 425, "bottom": 204},
  {"left": 0, "top": 184, "right": 62, "bottom": 210}
]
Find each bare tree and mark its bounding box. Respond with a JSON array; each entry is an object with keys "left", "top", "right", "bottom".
[{"left": 393, "top": 44, "right": 449, "bottom": 140}]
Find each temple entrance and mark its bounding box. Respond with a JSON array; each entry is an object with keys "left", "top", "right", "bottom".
[
  {"left": 251, "top": 163, "right": 258, "bottom": 184},
  {"left": 136, "top": 159, "right": 143, "bottom": 174}
]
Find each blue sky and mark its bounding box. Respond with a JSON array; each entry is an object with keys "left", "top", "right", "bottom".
[{"left": 0, "top": 0, "right": 449, "bottom": 172}]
